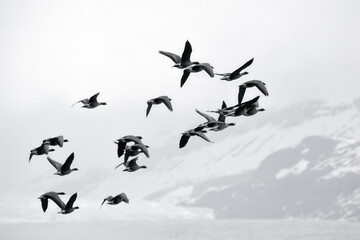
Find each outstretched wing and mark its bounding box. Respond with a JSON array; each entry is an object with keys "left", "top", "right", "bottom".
[
  {"left": 146, "top": 101, "right": 153, "bottom": 117},
  {"left": 181, "top": 40, "right": 192, "bottom": 64},
  {"left": 65, "top": 192, "right": 77, "bottom": 209},
  {"left": 47, "top": 156, "right": 62, "bottom": 171},
  {"left": 179, "top": 134, "right": 190, "bottom": 148},
  {"left": 199, "top": 63, "right": 214, "bottom": 77},
  {"left": 45, "top": 192, "right": 66, "bottom": 210},
  {"left": 230, "top": 58, "right": 254, "bottom": 78},
  {"left": 180, "top": 70, "right": 191, "bottom": 88},
  {"left": 195, "top": 109, "right": 216, "bottom": 122},
  {"left": 89, "top": 92, "right": 100, "bottom": 103},
  {"left": 61, "top": 152, "right": 75, "bottom": 171},
  {"left": 193, "top": 131, "right": 212, "bottom": 143},
  {"left": 40, "top": 198, "right": 48, "bottom": 212},
  {"left": 247, "top": 80, "right": 269, "bottom": 96},
  {"left": 159, "top": 96, "right": 173, "bottom": 111},
  {"left": 158, "top": 51, "right": 181, "bottom": 64},
  {"left": 71, "top": 98, "right": 89, "bottom": 107},
  {"left": 119, "top": 193, "right": 129, "bottom": 203}
]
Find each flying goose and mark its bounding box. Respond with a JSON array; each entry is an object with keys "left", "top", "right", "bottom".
[
  {"left": 72, "top": 92, "right": 107, "bottom": 109},
  {"left": 43, "top": 135, "right": 69, "bottom": 148},
  {"left": 194, "top": 108, "right": 225, "bottom": 130},
  {"left": 38, "top": 191, "right": 66, "bottom": 212},
  {"left": 180, "top": 63, "right": 214, "bottom": 88},
  {"left": 238, "top": 80, "right": 269, "bottom": 104},
  {"left": 215, "top": 58, "right": 254, "bottom": 81},
  {"left": 47, "top": 152, "right": 78, "bottom": 176},
  {"left": 124, "top": 143, "right": 150, "bottom": 162},
  {"left": 101, "top": 193, "right": 129, "bottom": 208},
  {"left": 29, "top": 142, "right": 54, "bottom": 162},
  {"left": 146, "top": 96, "right": 173, "bottom": 117},
  {"left": 115, "top": 156, "right": 147, "bottom": 172},
  {"left": 39, "top": 192, "right": 79, "bottom": 214},
  {"left": 114, "top": 135, "right": 143, "bottom": 158},
  {"left": 179, "top": 128, "right": 212, "bottom": 148},
  {"left": 209, "top": 101, "right": 236, "bottom": 131},
  {"left": 159, "top": 40, "right": 193, "bottom": 69}
]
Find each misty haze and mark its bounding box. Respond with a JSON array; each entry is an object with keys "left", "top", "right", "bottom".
[{"left": 1, "top": 0, "right": 360, "bottom": 239}]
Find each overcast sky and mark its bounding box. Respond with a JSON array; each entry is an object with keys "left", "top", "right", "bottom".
[{"left": 1, "top": 0, "right": 360, "bottom": 222}]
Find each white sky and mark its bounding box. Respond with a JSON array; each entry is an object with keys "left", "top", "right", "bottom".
[{"left": 0, "top": 0, "right": 360, "bottom": 221}]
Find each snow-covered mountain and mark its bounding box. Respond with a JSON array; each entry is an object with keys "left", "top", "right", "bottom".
[
  {"left": 144, "top": 98, "right": 360, "bottom": 221},
  {"left": 5, "top": 98, "right": 360, "bottom": 222}
]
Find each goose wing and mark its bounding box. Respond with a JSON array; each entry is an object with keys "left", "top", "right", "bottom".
[
  {"left": 45, "top": 192, "right": 66, "bottom": 210},
  {"left": 238, "top": 85, "right": 246, "bottom": 105},
  {"left": 230, "top": 58, "right": 254, "bottom": 78},
  {"left": 65, "top": 192, "right": 77, "bottom": 209},
  {"left": 246, "top": 80, "right": 269, "bottom": 96},
  {"left": 180, "top": 69, "right": 191, "bottom": 88},
  {"left": 89, "top": 92, "right": 100, "bottom": 103},
  {"left": 40, "top": 198, "right": 48, "bottom": 212},
  {"left": 117, "top": 193, "right": 129, "bottom": 203},
  {"left": 71, "top": 98, "right": 89, "bottom": 107},
  {"left": 159, "top": 96, "right": 173, "bottom": 111},
  {"left": 54, "top": 136, "right": 64, "bottom": 147},
  {"left": 181, "top": 40, "right": 192, "bottom": 64},
  {"left": 128, "top": 157, "right": 139, "bottom": 168},
  {"left": 61, "top": 152, "right": 75, "bottom": 172},
  {"left": 193, "top": 131, "right": 212, "bottom": 143},
  {"left": 179, "top": 134, "right": 190, "bottom": 148},
  {"left": 146, "top": 101, "right": 153, "bottom": 117},
  {"left": 117, "top": 141, "right": 126, "bottom": 158},
  {"left": 195, "top": 108, "right": 216, "bottom": 122},
  {"left": 47, "top": 156, "right": 63, "bottom": 171},
  {"left": 101, "top": 196, "right": 113, "bottom": 206},
  {"left": 158, "top": 50, "right": 181, "bottom": 64},
  {"left": 199, "top": 63, "right": 214, "bottom": 77}
]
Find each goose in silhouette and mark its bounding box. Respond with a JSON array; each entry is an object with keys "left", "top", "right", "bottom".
[
  {"left": 101, "top": 193, "right": 129, "bottom": 208},
  {"left": 209, "top": 101, "right": 236, "bottom": 131},
  {"left": 159, "top": 40, "right": 193, "bottom": 69},
  {"left": 243, "top": 99, "right": 265, "bottom": 116},
  {"left": 47, "top": 152, "right": 78, "bottom": 176},
  {"left": 29, "top": 142, "right": 55, "bottom": 162},
  {"left": 43, "top": 135, "right": 69, "bottom": 148},
  {"left": 114, "top": 135, "right": 143, "bottom": 158},
  {"left": 179, "top": 128, "right": 212, "bottom": 148},
  {"left": 215, "top": 58, "right": 254, "bottom": 81},
  {"left": 59, "top": 192, "right": 79, "bottom": 214},
  {"left": 146, "top": 96, "right": 173, "bottom": 117},
  {"left": 180, "top": 63, "right": 214, "bottom": 88},
  {"left": 124, "top": 143, "right": 150, "bottom": 163},
  {"left": 195, "top": 108, "right": 225, "bottom": 130},
  {"left": 115, "top": 156, "right": 147, "bottom": 172},
  {"left": 238, "top": 80, "right": 269, "bottom": 104},
  {"left": 38, "top": 191, "right": 66, "bottom": 212},
  {"left": 72, "top": 92, "right": 107, "bottom": 109},
  {"left": 39, "top": 192, "right": 79, "bottom": 214}
]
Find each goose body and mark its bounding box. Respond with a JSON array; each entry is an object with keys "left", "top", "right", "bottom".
[
  {"left": 215, "top": 58, "right": 254, "bottom": 81},
  {"left": 238, "top": 80, "right": 268, "bottom": 104},
  {"left": 47, "top": 152, "right": 78, "bottom": 176},
  {"left": 43, "top": 135, "right": 69, "bottom": 148},
  {"left": 179, "top": 128, "right": 212, "bottom": 148},
  {"left": 72, "top": 92, "right": 107, "bottom": 109},
  {"left": 180, "top": 63, "right": 214, "bottom": 88},
  {"left": 124, "top": 143, "right": 150, "bottom": 162},
  {"left": 114, "top": 135, "right": 143, "bottom": 158},
  {"left": 146, "top": 96, "right": 173, "bottom": 117},
  {"left": 29, "top": 142, "right": 54, "bottom": 162},
  {"left": 101, "top": 193, "right": 129, "bottom": 208},
  {"left": 116, "top": 156, "right": 147, "bottom": 172}
]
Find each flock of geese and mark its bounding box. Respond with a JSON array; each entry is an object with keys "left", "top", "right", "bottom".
[{"left": 29, "top": 40, "right": 269, "bottom": 215}]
